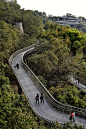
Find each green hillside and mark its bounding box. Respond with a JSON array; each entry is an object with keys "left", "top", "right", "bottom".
[{"left": 0, "top": 0, "right": 86, "bottom": 128}]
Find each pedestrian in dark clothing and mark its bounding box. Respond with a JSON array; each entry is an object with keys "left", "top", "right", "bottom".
[
  {"left": 69, "top": 111, "right": 73, "bottom": 121},
  {"left": 35, "top": 93, "right": 39, "bottom": 105},
  {"left": 16, "top": 63, "right": 19, "bottom": 69},
  {"left": 40, "top": 93, "right": 44, "bottom": 104}
]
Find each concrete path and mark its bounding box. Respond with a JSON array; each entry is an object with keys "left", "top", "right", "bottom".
[
  {"left": 11, "top": 51, "right": 86, "bottom": 127},
  {"left": 70, "top": 77, "right": 86, "bottom": 89}
]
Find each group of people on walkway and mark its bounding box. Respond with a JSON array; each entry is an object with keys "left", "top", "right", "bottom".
[
  {"left": 69, "top": 110, "right": 75, "bottom": 122},
  {"left": 36, "top": 93, "right": 75, "bottom": 122},
  {"left": 35, "top": 93, "right": 44, "bottom": 105}
]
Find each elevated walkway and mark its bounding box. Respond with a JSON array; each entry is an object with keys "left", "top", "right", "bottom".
[
  {"left": 70, "top": 77, "right": 86, "bottom": 90},
  {"left": 9, "top": 46, "right": 86, "bottom": 127}
]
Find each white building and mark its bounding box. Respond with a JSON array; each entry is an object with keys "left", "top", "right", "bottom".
[{"left": 56, "top": 16, "right": 82, "bottom": 28}]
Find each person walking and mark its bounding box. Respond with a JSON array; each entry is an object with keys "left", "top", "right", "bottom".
[
  {"left": 16, "top": 63, "right": 19, "bottom": 69},
  {"left": 69, "top": 111, "right": 73, "bottom": 122},
  {"left": 73, "top": 111, "right": 75, "bottom": 122},
  {"left": 78, "top": 79, "right": 79, "bottom": 84},
  {"left": 35, "top": 93, "right": 39, "bottom": 105},
  {"left": 76, "top": 79, "right": 78, "bottom": 84},
  {"left": 40, "top": 93, "right": 44, "bottom": 104}
]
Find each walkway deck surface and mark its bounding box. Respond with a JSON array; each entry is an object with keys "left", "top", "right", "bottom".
[
  {"left": 11, "top": 51, "right": 86, "bottom": 127},
  {"left": 70, "top": 77, "right": 86, "bottom": 89}
]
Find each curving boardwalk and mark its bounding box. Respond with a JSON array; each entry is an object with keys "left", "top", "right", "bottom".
[{"left": 10, "top": 48, "right": 86, "bottom": 127}]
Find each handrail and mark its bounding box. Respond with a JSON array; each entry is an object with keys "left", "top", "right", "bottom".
[{"left": 22, "top": 45, "right": 86, "bottom": 119}]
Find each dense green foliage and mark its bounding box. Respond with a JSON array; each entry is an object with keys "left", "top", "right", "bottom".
[
  {"left": 49, "top": 85, "right": 86, "bottom": 108},
  {"left": 28, "top": 24, "right": 84, "bottom": 85},
  {"left": 0, "top": 0, "right": 86, "bottom": 128},
  {"left": 0, "top": 0, "right": 43, "bottom": 38},
  {"left": 0, "top": 20, "right": 23, "bottom": 63},
  {"left": 0, "top": 0, "right": 21, "bottom": 23}
]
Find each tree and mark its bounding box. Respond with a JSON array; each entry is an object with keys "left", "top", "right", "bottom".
[{"left": 0, "top": 20, "right": 23, "bottom": 63}]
